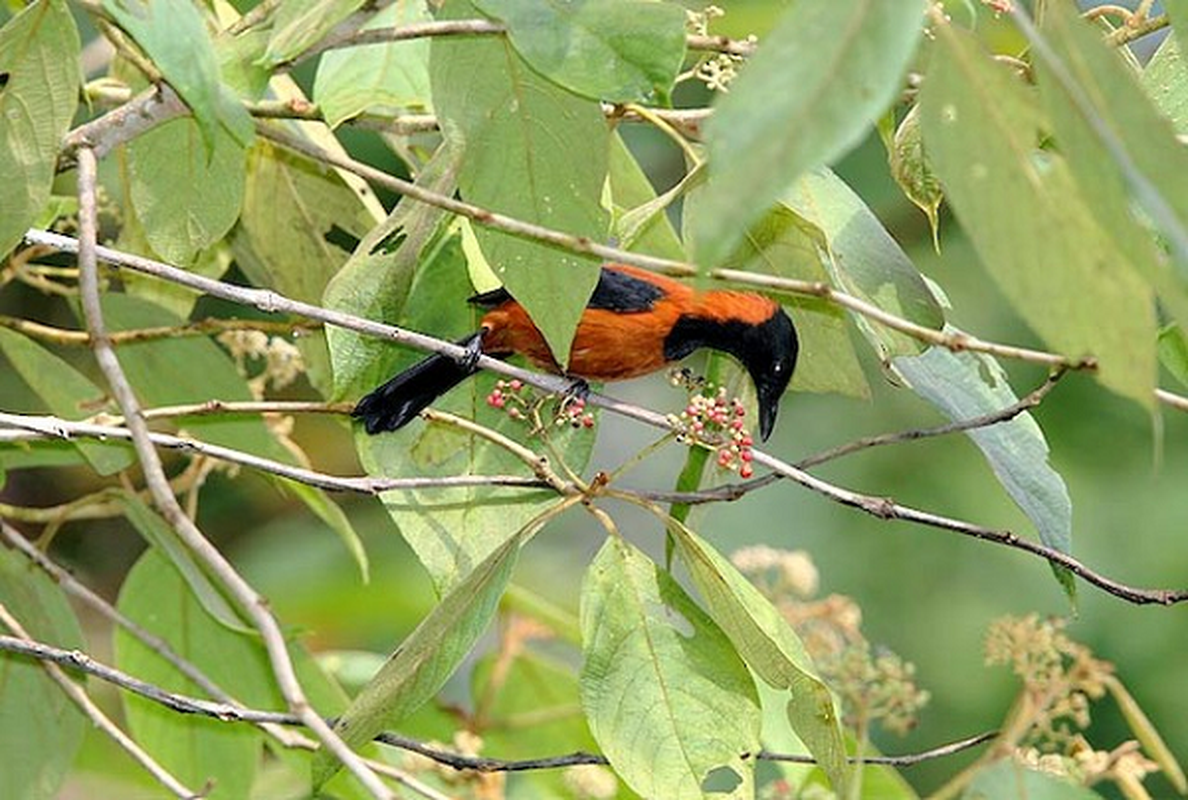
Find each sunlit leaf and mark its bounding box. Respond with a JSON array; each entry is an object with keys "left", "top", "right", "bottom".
[
  {"left": 694, "top": 0, "right": 925, "bottom": 267},
  {"left": 0, "top": 546, "right": 86, "bottom": 800},
  {"left": 0, "top": 0, "right": 79, "bottom": 256},
  {"left": 581, "top": 537, "right": 760, "bottom": 799},
  {"left": 476, "top": 0, "right": 686, "bottom": 103}
]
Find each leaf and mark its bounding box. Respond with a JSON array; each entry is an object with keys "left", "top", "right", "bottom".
[
  {"left": 313, "top": 519, "right": 526, "bottom": 787},
  {"left": 1037, "top": 1, "right": 1188, "bottom": 326},
  {"left": 312, "top": 1, "right": 432, "bottom": 129},
  {"left": 666, "top": 519, "right": 849, "bottom": 794},
  {"left": 581, "top": 537, "right": 761, "bottom": 799},
  {"left": 888, "top": 104, "right": 942, "bottom": 248},
  {"left": 605, "top": 131, "right": 687, "bottom": 261},
  {"left": 0, "top": 328, "right": 134, "bottom": 476},
  {"left": 0, "top": 0, "right": 80, "bottom": 256},
  {"left": 119, "top": 492, "right": 249, "bottom": 632},
  {"left": 893, "top": 345, "right": 1075, "bottom": 601},
  {"left": 1159, "top": 324, "right": 1188, "bottom": 388},
  {"left": 784, "top": 167, "right": 945, "bottom": 358},
  {"left": 1140, "top": 27, "right": 1188, "bottom": 135},
  {"left": 693, "top": 0, "right": 926, "bottom": 267},
  {"left": 0, "top": 546, "right": 87, "bottom": 800},
  {"left": 919, "top": 21, "right": 1157, "bottom": 409},
  {"left": 475, "top": 0, "right": 686, "bottom": 103},
  {"left": 104, "top": 0, "right": 253, "bottom": 152},
  {"left": 263, "top": 0, "right": 369, "bottom": 67},
  {"left": 966, "top": 759, "right": 1105, "bottom": 799},
  {"left": 353, "top": 234, "right": 595, "bottom": 593},
  {"left": 127, "top": 115, "right": 246, "bottom": 266},
  {"left": 430, "top": 0, "right": 608, "bottom": 366},
  {"left": 325, "top": 143, "right": 461, "bottom": 402}
]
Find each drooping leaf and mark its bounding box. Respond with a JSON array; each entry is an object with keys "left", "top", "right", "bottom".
[
  {"left": 0, "top": 0, "right": 80, "bottom": 256},
  {"left": 0, "top": 546, "right": 86, "bottom": 800},
  {"left": 667, "top": 519, "right": 849, "bottom": 794},
  {"left": 431, "top": 0, "right": 608, "bottom": 366},
  {"left": 893, "top": 345, "right": 1075, "bottom": 601},
  {"left": 314, "top": 520, "right": 527, "bottom": 787},
  {"left": 0, "top": 328, "right": 134, "bottom": 476},
  {"left": 353, "top": 234, "right": 595, "bottom": 593},
  {"left": 966, "top": 759, "right": 1105, "bottom": 799},
  {"left": 1159, "top": 324, "right": 1188, "bottom": 388},
  {"left": 694, "top": 0, "right": 926, "bottom": 267},
  {"left": 888, "top": 104, "right": 942, "bottom": 247},
  {"left": 262, "top": 0, "right": 368, "bottom": 67},
  {"left": 312, "top": 1, "right": 432, "bottom": 129},
  {"left": 104, "top": 0, "right": 253, "bottom": 151},
  {"left": 475, "top": 0, "right": 686, "bottom": 103},
  {"left": 784, "top": 167, "right": 945, "bottom": 358},
  {"left": 1037, "top": 2, "right": 1188, "bottom": 324},
  {"left": 581, "top": 537, "right": 761, "bottom": 799},
  {"left": 126, "top": 116, "right": 246, "bottom": 266},
  {"left": 919, "top": 21, "right": 1157, "bottom": 409}
]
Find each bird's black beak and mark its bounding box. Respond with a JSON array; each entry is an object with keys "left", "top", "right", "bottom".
[{"left": 757, "top": 391, "right": 779, "bottom": 442}]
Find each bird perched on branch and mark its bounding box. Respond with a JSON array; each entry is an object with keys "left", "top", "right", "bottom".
[{"left": 353, "top": 264, "right": 799, "bottom": 440}]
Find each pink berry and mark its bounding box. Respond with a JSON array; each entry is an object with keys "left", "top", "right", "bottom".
[{"left": 740, "top": 464, "right": 754, "bottom": 479}]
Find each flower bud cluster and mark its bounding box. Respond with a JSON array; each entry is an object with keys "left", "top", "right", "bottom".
[
  {"left": 485, "top": 379, "right": 595, "bottom": 430},
  {"left": 667, "top": 385, "right": 755, "bottom": 478}
]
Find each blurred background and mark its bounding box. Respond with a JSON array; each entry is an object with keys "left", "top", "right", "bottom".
[{"left": 0, "top": 1, "right": 1183, "bottom": 797}]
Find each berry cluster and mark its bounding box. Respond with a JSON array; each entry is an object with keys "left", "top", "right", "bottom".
[
  {"left": 485, "top": 379, "right": 595, "bottom": 430},
  {"left": 668, "top": 386, "right": 756, "bottom": 478}
]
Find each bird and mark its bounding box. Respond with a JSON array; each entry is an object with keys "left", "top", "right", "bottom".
[{"left": 352, "top": 264, "right": 799, "bottom": 441}]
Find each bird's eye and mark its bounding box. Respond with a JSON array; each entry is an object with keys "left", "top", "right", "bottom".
[{"left": 773, "top": 364, "right": 783, "bottom": 374}]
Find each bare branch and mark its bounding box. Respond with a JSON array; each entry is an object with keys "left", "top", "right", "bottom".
[
  {"left": 0, "top": 314, "right": 319, "bottom": 347},
  {"left": 72, "top": 148, "right": 393, "bottom": 798}
]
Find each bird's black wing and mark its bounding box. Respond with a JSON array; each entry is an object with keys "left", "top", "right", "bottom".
[{"left": 467, "top": 267, "right": 662, "bottom": 313}]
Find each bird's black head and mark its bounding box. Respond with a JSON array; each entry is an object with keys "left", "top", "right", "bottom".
[{"left": 739, "top": 307, "right": 798, "bottom": 441}]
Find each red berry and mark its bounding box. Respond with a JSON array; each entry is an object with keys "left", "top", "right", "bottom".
[{"left": 740, "top": 464, "right": 754, "bottom": 479}]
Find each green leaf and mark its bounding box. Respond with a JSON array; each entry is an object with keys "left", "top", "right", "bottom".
[
  {"left": 966, "top": 759, "right": 1105, "bottom": 799},
  {"left": 312, "top": 1, "right": 432, "bottom": 129},
  {"left": 1037, "top": 2, "right": 1188, "bottom": 326},
  {"left": 605, "top": 131, "right": 687, "bottom": 261},
  {"left": 1159, "top": 324, "right": 1188, "bottom": 388},
  {"left": 784, "top": 168, "right": 945, "bottom": 358},
  {"left": 114, "top": 549, "right": 263, "bottom": 798},
  {"left": 475, "top": 0, "right": 686, "bottom": 103},
  {"left": 0, "top": 546, "right": 86, "bottom": 800},
  {"left": 888, "top": 104, "right": 942, "bottom": 248},
  {"left": 666, "top": 519, "right": 849, "bottom": 794},
  {"left": 1140, "top": 27, "right": 1188, "bottom": 135},
  {"left": 0, "top": 0, "right": 80, "bottom": 256},
  {"left": 893, "top": 345, "right": 1075, "bottom": 601},
  {"left": 104, "top": 0, "right": 253, "bottom": 151},
  {"left": 581, "top": 537, "right": 761, "bottom": 799},
  {"left": 325, "top": 143, "right": 461, "bottom": 402},
  {"left": 694, "top": 0, "right": 926, "bottom": 267},
  {"left": 119, "top": 492, "right": 249, "bottom": 632},
  {"left": 127, "top": 115, "right": 246, "bottom": 266},
  {"left": 314, "top": 518, "right": 527, "bottom": 787},
  {"left": 262, "top": 0, "right": 369, "bottom": 67},
  {"left": 430, "top": 0, "right": 608, "bottom": 366},
  {"left": 0, "top": 328, "right": 134, "bottom": 475},
  {"left": 354, "top": 234, "right": 595, "bottom": 593},
  {"left": 919, "top": 22, "right": 1157, "bottom": 409}
]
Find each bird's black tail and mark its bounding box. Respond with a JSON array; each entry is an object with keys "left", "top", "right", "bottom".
[{"left": 352, "top": 333, "right": 483, "bottom": 434}]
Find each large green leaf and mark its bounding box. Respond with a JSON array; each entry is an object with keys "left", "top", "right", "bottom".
[
  {"left": 127, "top": 115, "right": 246, "bottom": 266},
  {"left": 893, "top": 345, "right": 1075, "bottom": 600},
  {"left": 104, "top": 0, "right": 252, "bottom": 151},
  {"left": 694, "top": 0, "right": 925, "bottom": 267},
  {"left": 475, "top": 0, "right": 686, "bottom": 103},
  {"left": 919, "top": 22, "right": 1157, "bottom": 409},
  {"left": 312, "top": 1, "right": 432, "bottom": 129},
  {"left": 605, "top": 131, "right": 686, "bottom": 261},
  {"left": 355, "top": 234, "right": 595, "bottom": 593},
  {"left": 1140, "top": 26, "right": 1188, "bottom": 135},
  {"left": 667, "top": 520, "right": 849, "bottom": 795},
  {"left": 0, "top": 0, "right": 79, "bottom": 256},
  {"left": 783, "top": 168, "right": 945, "bottom": 358},
  {"left": 314, "top": 520, "right": 527, "bottom": 787},
  {"left": 430, "top": 0, "right": 608, "bottom": 367},
  {"left": 325, "top": 143, "right": 461, "bottom": 402},
  {"left": 262, "top": 0, "right": 369, "bottom": 67},
  {"left": 581, "top": 537, "right": 760, "bottom": 799},
  {"left": 1037, "top": 2, "right": 1188, "bottom": 319},
  {"left": 966, "top": 760, "right": 1105, "bottom": 799},
  {"left": 0, "top": 328, "right": 133, "bottom": 475},
  {"left": 0, "top": 546, "right": 86, "bottom": 800}
]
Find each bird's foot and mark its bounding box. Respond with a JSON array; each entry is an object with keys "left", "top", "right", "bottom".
[
  {"left": 562, "top": 376, "right": 591, "bottom": 403},
  {"left": 456, "top": 332, "right": 484, "bottom": 370}
]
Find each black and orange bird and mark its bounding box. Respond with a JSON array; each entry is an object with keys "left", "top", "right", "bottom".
[{"left": 353, "top": 264, "right": 799, "bottom": 441}]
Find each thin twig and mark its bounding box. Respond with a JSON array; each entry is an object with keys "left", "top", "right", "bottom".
[
  {"left": 0, "top": 607, "right": 197, "bottom": 799},
  {"left": 0, "top": 411, "right": 551, "bottom": 496},
  {"left": 72, "top": 147, "right": 394, "bottom": 798},
  {"left": 0, "top": 314, "right": 319, "bottom": 347},
  {"left": 0, "top": 631, "right": 997, "bottom": 774}
]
